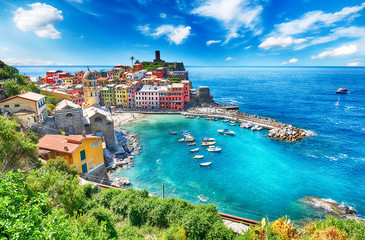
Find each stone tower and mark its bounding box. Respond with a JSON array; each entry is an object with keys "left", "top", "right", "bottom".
[{"left": 83, "top": 68, "right": 99, "bottom": 107}]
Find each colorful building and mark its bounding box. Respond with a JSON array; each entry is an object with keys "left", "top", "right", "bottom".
[
  {"left": 37, "top": 134, "right": 104, "bottom": 174},
  {"left": 135, "top": 85, "right": 160, "bottom": 109},
  {"left": 100, "top": 84, "right": 115, "bottom": 106},
  {"left": 115, "top": 85, "right": 128, "bottom": 108},
  {"left": 152, "top": 67, "right": 165, "bottom": 78},
  {"left": 127, "top": 81, "right": 142, "bottom": 108},
  {"left": 83, "top": 69, "right": 99, "bottom": 107},
  {"left": 40, "top": 87, "right": 71, "bottom": 102},
  {"left": 0, "top": 91, "right": 47, "bottom": 122}
]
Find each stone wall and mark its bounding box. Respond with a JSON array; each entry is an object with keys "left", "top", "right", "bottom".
[
  {"left": 84, "top": 162, "right": 110, "bottom": 185},
  {"left": 54, "top": 108, "right": 85, "bottom": 134},
  {"left": 85, "top": 112, "right": 115, "bottom": 149}
]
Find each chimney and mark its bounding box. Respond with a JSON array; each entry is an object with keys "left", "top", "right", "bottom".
[{"left": 64, "top": 146, "right": 69, "bottom": 151}]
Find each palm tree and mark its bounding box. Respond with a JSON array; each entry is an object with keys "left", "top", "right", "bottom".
[{"left": 130, "top": 56, "right": 135, "bottom": 66}]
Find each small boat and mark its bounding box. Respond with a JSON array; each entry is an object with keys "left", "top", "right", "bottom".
[
  {"left": 222, "top": 119, "right": 229, "bottom": 122},
  {"left": 205, "top": 117, "right": 211, "bottom": 120},
  {"left": 198, "top": 194, "right": 209, "bottom": 202},
  {"left": 181, "top": 130, "right": 190, "bottom": 133},
  {"left": 169, "top": 131, "right": 177, "bottom": 135},
  {"left": 190, "top": 148, "right": 199, "bottom": 152},
  {"left": 185, "top": 135, "right": 195, "bottom": 142},
  {"left": 178, "top": 138, "right": 185, "bottom": 142},
  {"left": 193, "top": 155, "right": 204, "bottom": 159},
  {"left": 197, "top": 116, "right": 200, "bottom": 119},
  {"left": 230, "top": 121, "right": 236, "bottom": 124},
  {"left": 228, "top": 123, "right": 237, "bottom": 126},
  {"left": 202, "top": 137, "right": 215, "bottom": 141},
  {"left": 199, "top": 162, "right": 212, "bottom": 167},
  {"left": 251, "top": 125, "right": 263, "bottom": 131},
  {"left": 214, "top": 118, "right": 218, "bottom": 121},
  {"left": 201, "top": 141, "right": 216, "bottom": 146},
  {"left": 207, "top": 146, "right": 221, "bottom": 152},
  {"left": 187, "top": 142, "right": 196, "bottom": 146},
  {"left": 218, "top": 129, "right": 235, "bottom": 135},
  {"left": 336, "top": 88, "right": 348, "bottom": 94},
  {"left": 240, "top": 122, "right": 253, "bottom": 128}
]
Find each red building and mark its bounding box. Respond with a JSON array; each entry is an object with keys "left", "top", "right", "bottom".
[
  {"left": 159, "top": 83, "right": 185, "bottom": 110},
  {"left": 152, "top": 67, "right": 165, "bottom": 78},
  {"left": 46, "top": 70, "right": 62, "bottom": 78}
]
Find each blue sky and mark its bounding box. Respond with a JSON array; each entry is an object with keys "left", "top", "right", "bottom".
[{"left": 1, "top": 0, "right": 365, "bottom": 66}]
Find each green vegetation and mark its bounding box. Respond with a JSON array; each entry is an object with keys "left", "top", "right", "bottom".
[
  {"left": 0, "top": 60, "right": 39, "bottom": 97},
  {"left": 169, "top": 77, "right": 182, "bottom": 83},
  {"left": 142, "top": 61, "right": 175, "bottom": 72},
  {"left": 0, "top": 116, "right": 39, "bottom": 173}
]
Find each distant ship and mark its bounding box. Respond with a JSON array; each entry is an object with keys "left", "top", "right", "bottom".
[{"left": 336, "top": 88, "right": 348, "bottom": 94}]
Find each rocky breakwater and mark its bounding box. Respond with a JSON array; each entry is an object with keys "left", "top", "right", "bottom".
[
  {"left": 267, "top": 124, "right": 315, "bottom": 142},
  {"left": 303, "top": 197, "right": 364, "bottom": 221}
]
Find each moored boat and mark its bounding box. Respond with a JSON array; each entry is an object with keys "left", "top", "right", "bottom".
[
  {"left": 218, "top": 129, "right": 235, "bottom": 135},
  {"left": 187, "top": 142, "right": 196, "bottom": 146},
  {"left": 169, "top": 131, "right": 177, "bottom": 135},
  {"left": 251, "top": 125, "right": 263, "bottom": 131},
  {"left": 240, "top": 122, "right": 253, "bottom": 128},
  {"left": 185, "top": 135, "right": 195, "bottom": 142},
  {"left": 178, "top": 138, "right": 185, "bottom": 142},
  {"left": 202, "top": 137, "right": 215, "bottom": 141},
  {"left": 205, "top": 117, "right": 211, "bottom": 120},
  {"left": 198, "top": 194, "right": 209, "bottom": 202},
  {"left": 207, "top": 146, "right": 221, "bottom": 152},
  {"left": 201, "top": 141, "right": 216, "bottom": 146},
  {"left": 193, "top": 155, "right": 204, "bottom": 159},
  {"left": 336, "top": 88, "right": 348, "bottom": 94},
  {"left": 228, "top": 123, "right": 237, "bottom": 126},
  {"left": 190, "top": 148, "right": 199, "bottom": 152},
  {"left": 199, "top": 162, "right": 212, "bottom": 167},
  {"left": 222, "top": 119, "right": 229, "bottom": 122}
]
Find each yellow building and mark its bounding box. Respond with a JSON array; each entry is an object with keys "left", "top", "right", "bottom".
[
  {"left": 0, "top": 91, "right": 47, "bottom": 122},
  {"left": 40, "top": 87, "right": 71, "bottom": 102},
  {"left": 100, "top": 84, "right": 115, "bottom": 106},
  {"left": 83, "top": 68, "right": 99, "bottom": 107},
  {"left": 115, "top": 85, "right": 128, "bottom": 107},
  {"left": 37, "top": 134, "right": 104, "bottom": 174},
  {"left": 62, "top": 77, "right": 74, "bottom": 86}
]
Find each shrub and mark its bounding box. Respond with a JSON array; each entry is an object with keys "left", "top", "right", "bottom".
[{"left": 86, "top": 206, "right": 117, "bottom": 238}]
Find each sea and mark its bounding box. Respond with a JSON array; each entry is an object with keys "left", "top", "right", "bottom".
[{"left": 18, "top": 66, "right": 365, "bottom": 221}]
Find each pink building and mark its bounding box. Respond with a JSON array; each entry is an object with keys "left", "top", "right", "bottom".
[
  {"left": 135, "top": 85, "right": 160, "bottom": 109},
  {"left": 127, "top": 81, "right": 142, "bottom": 108}
]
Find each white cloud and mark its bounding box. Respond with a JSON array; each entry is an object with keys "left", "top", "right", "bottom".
[
  {"left": 13, "top": 3, "right": 63, "bottom": 39},
  {"left": 244, "top": 45, "right": 252, "bottom": 49},
  {"left": 3, "top": 58, "right": 70, "bottom": 66},
  {"left": 1, "top": 47, "right": 11, "bottom": 53},
  {"left": 160, "top": 13, "right": 167, "bottom": 18},
  {"left": 191, "top": 0, "right": 263, "bottom": 41},
  {"left": 150, "top": 25, "right": 191, "bottom": 45},
  {"left": 225, "top": 57, "right": 233, "bottom": 61},
  {"left": 347, "top": 61, "right": 362, "bottom": 66},
  {"left": 223, "top": 32, "right": 242, "bottom": 44},
  {"left": 259, "top": 37, "right": 294, "bottom": 49},
  {"left": 312, "top": 44, "right": 358, "bottom": 59},
  {"left": 276, "top": 3, "right": 365, "bottom": 36},
  {"left": 206, "top": 40, "right": 221, "bottom": 46},
  {"left": 282, "top": 58, "right": 298, "bottom": 64}
]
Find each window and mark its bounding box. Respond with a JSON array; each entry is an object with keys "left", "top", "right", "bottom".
[
  {"left": 94, "top": 117, "right": 102, "bottom": 122},
  {"left": 80, "top": 150, "right": 86, "bottom": 161},
  {"left": 4, "top": 105, "right": 9, "bottom": 108},
  {"left": 66, "top": 113, "right": 73, "bottom": 117},
  {"left": 15, "top": 104, "right": 20, "bottom": 107}
]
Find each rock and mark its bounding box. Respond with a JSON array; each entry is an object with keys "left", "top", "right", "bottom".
[{"left": 111, "top": 177, "right": 131, "bottom": 187}]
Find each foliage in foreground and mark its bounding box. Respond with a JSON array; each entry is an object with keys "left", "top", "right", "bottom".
[{"left": 1, "top": 157, "right": 365, "bottom": 239}]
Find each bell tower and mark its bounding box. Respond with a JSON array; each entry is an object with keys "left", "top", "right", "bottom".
[{"left": 83, "top": 67, "right": 99, "bottom": 107}]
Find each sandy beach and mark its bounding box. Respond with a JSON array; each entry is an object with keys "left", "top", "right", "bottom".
[{"left": 112, "top": 112, "right": 146, "bottom": 128}]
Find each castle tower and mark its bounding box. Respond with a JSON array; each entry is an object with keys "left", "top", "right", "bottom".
[{"left": 83, "top": 68, "right": 99, "bottom": 107}]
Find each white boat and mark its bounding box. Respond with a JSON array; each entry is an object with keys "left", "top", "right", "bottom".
[
  {"left": 336, "top": 88, "right": 348, "bottom": 94},
  {"left": 218, "top": 129, "right": 235, "bottom": 135},
  {"left": 190, "top": 148, "right": 199, "bottom": 152},
  {"left": 240, "top": 122, "right": 253, "bottom": 128},
  {"left": 198, "top": 194, "right": 209, "bottom": 202},
  {"left": 202, "top": 137, "right": 215, "bottom": 141},
  {"left": 199, "top": 162, "right": 212, "bottom": 167},
  {"left": 185, "top": 135, "right": 195, "bottom": 142},
  {"left": 193, "top": 155, "right": 204, "bottom": 159},
  {"left": 251, "top": 125, "right": 263, "bottom": 131},
  {"left": 178, "top": 138, "right": 185, "bottom": 142},
  {"left": 229, "top": 121, "right": 236, "bottom": 124},
  {"left": 197, "top": 116, "right": 200, "bottom": 119},
  {"left": 222, "top": 119, "right": 229, "bottom": 122},
  {"left": 228, "top": 123, "right": 237, "bottom": 126},
  {"left": 207, "top": 146, "right": 221, "bottom": 152}
]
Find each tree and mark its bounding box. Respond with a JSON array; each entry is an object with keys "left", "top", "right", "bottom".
[
  {"left": 0, "top": 116, "right": 39, "bottom": 174},
  {"left": 130, "top": 56, "right": 135, "bottom": 66},
  {"left": 1, "top": 80, "right": 21, "bottom": 97}
]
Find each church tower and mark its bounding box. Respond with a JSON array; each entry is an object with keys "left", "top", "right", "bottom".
[{"left": 83, "top": 68, "right": 99, "bottom": 107}]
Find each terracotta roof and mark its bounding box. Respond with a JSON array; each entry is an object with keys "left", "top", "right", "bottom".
[
  {"left": 98, "top": 77, "right": 108, "bottom": 81},
  {"left": 37, "top": 134, "right": 101, "bottom": 153}
]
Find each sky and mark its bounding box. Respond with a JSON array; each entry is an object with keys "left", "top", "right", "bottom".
[{"left": 1, "top": 0, "right": 365, "bottom": 66}]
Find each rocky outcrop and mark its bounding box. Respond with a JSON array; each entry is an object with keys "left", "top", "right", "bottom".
[
  {"left": 303, "top": 197, "right": 363, "bottom": 220},
  {"left": 267, "top": 125, "right": 315, "bottom": 142},
  {"left": 111, "top": 177, "right": 131, "bottom": 188}
]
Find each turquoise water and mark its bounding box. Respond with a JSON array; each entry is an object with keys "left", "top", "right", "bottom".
[{"left": 18, "top": 66, "right": 365, "bottom": 221}]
